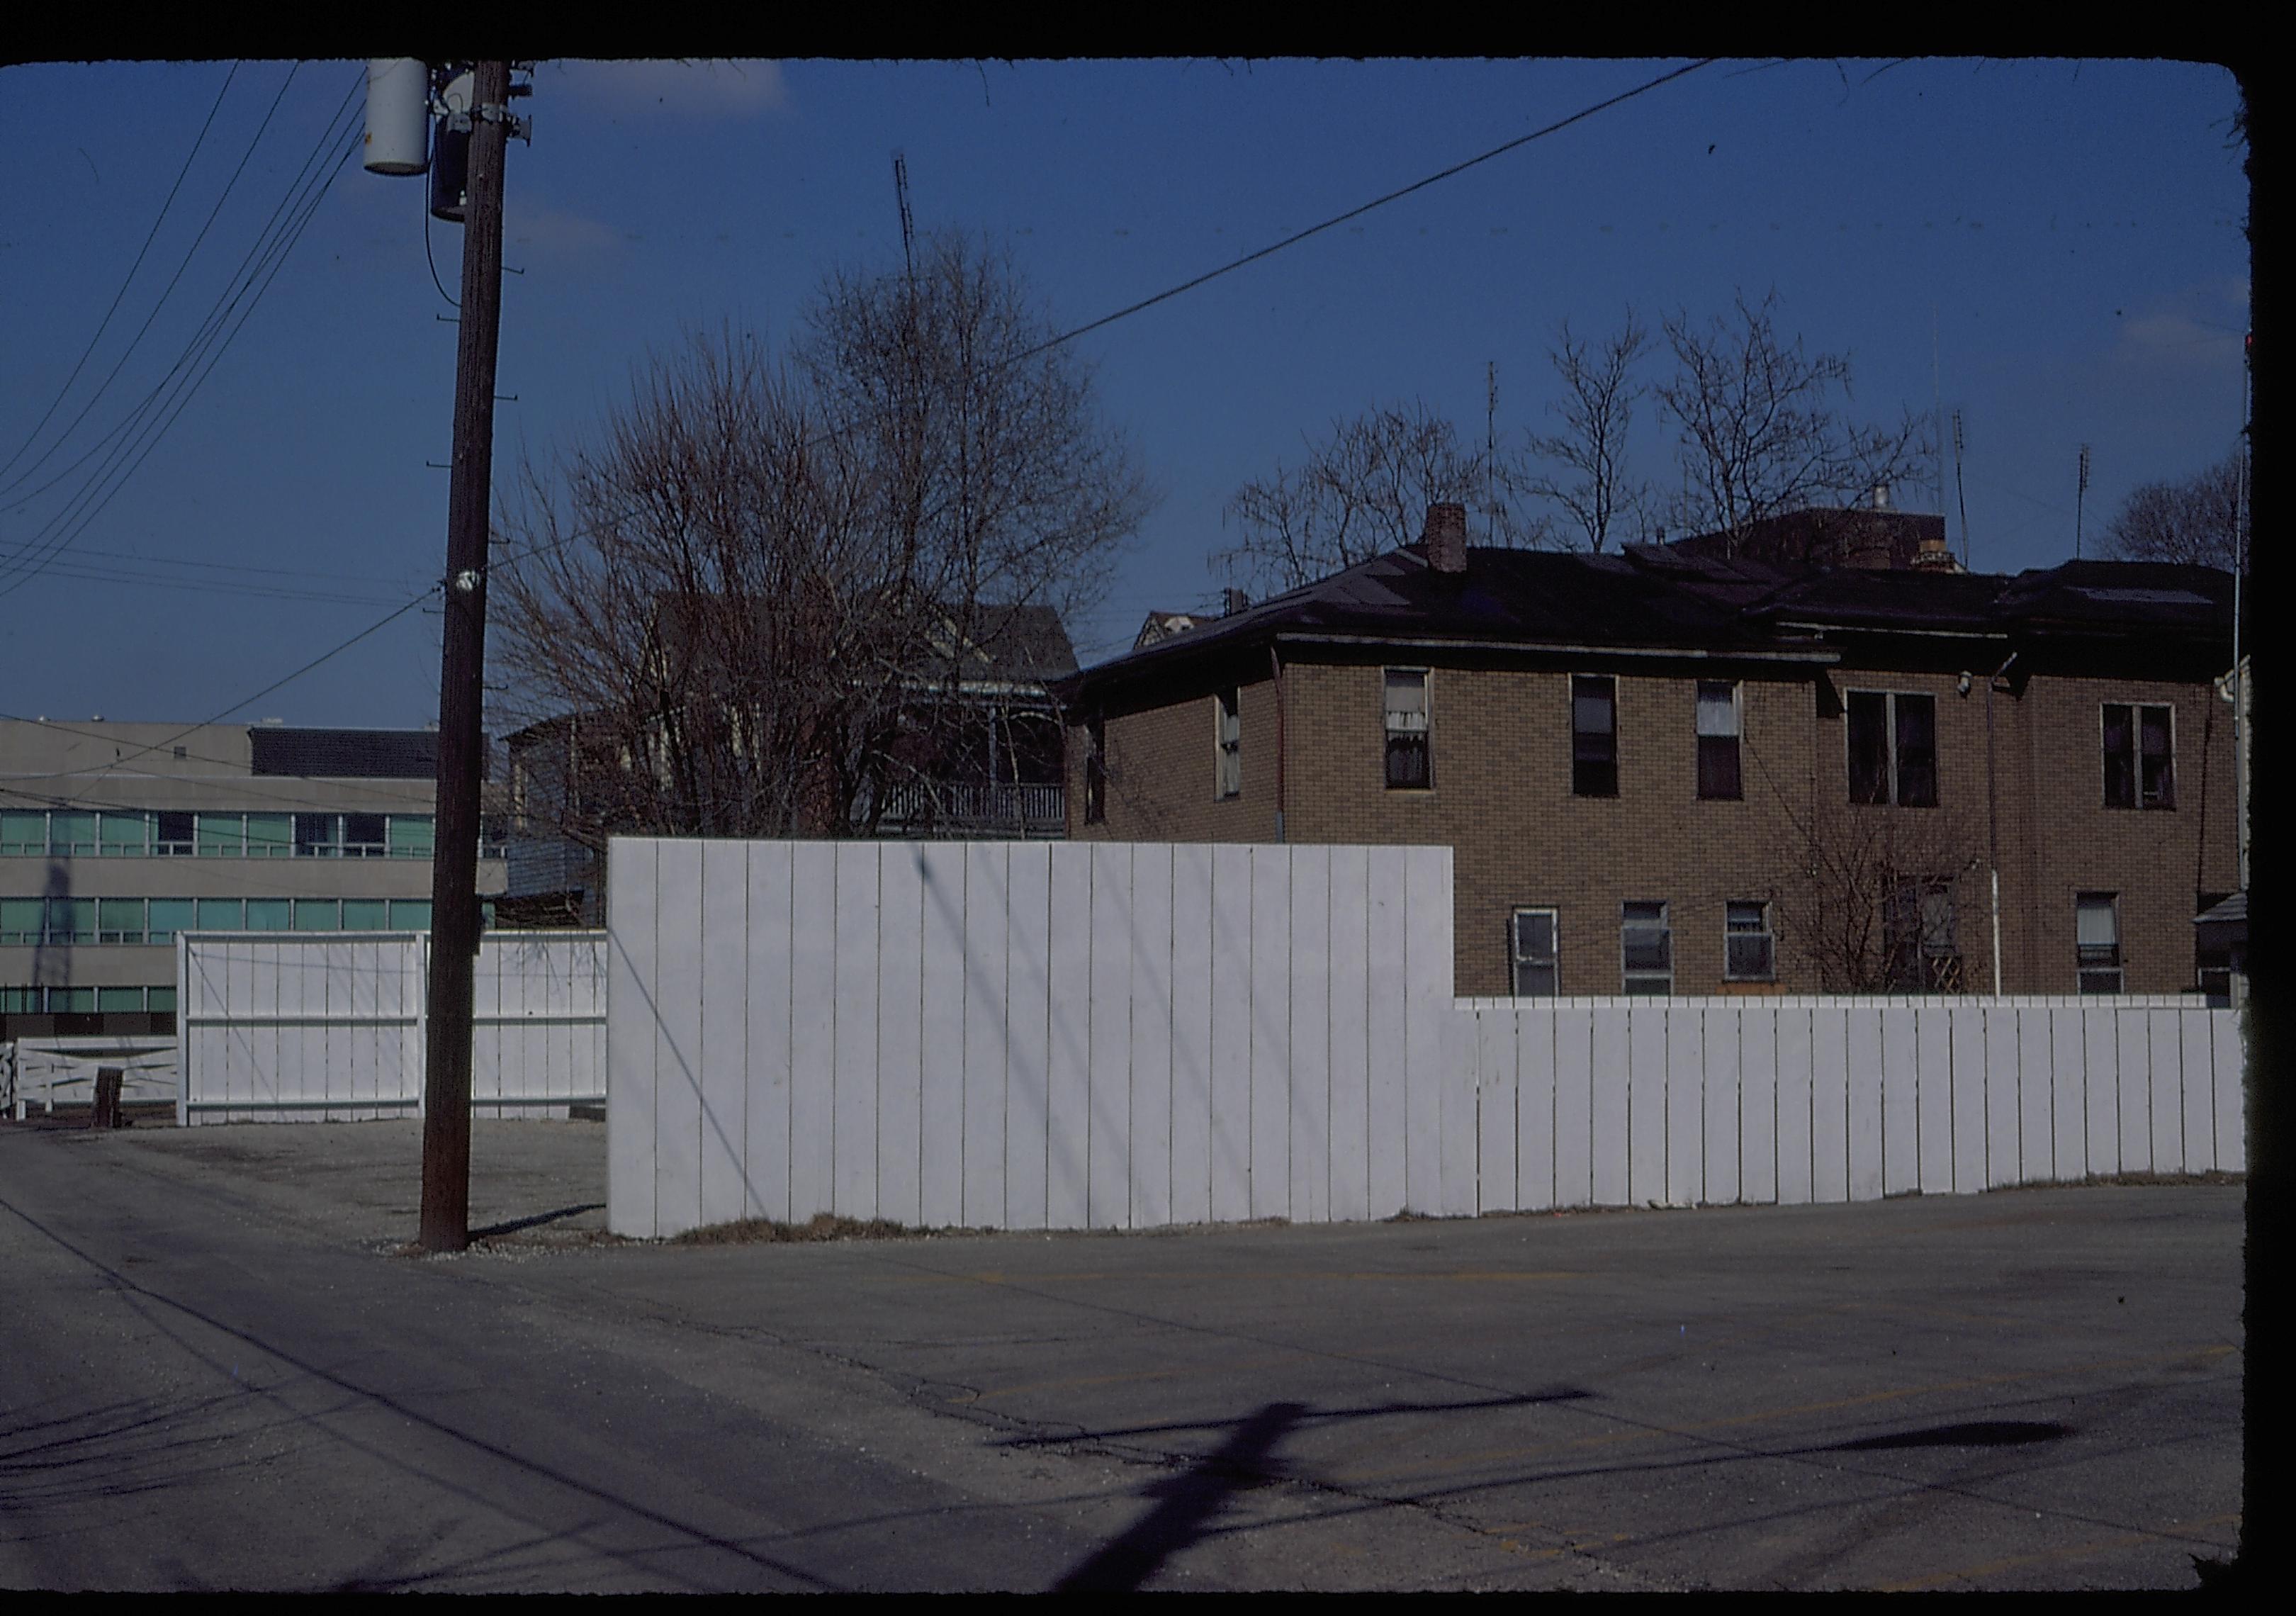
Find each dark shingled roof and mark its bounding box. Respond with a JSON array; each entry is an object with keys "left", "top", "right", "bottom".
[{"left": 1059, "top": 537, "right": 2236, "bottom": 706}]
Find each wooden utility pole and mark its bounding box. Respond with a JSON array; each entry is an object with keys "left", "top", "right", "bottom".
[{"left": 420, "top": 60, "right": 512, "bottom": 1254}]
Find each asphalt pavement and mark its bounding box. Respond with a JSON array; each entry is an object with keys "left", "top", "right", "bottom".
[{"left": 0, "top": 1119, "right": 2241, "bottom": 1590}]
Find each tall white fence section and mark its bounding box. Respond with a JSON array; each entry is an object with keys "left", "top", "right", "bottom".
[
  {"left": 176, "top": 931, "right": 607, "bottom": 1123},
  {"left": 604, "top": 838, "right": 2246, "bottom": 1240}
]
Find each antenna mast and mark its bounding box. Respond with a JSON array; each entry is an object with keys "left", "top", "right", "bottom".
[{"left": 2076, "top": 444, "right": 2092, "bottom": 560}]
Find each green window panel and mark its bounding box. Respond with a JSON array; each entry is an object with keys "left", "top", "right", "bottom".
[
  {"left": 99, "top": 898, "right": 147, "bottom": 943},
  {"left": 197, "top": 814, "right": 244, "bottom": 856},
  {"left": 49, "top": 987, "right": 95, "bottom": 1014},
  {"left": 99, "top": 812, "right": 152, "bottom": 855},
  {"left": 1, "top": 986, "right": 38, "bottom": 1012},
  {"left": 341, "top": 898, "right": 389, "bottom": 931},
  {"left": 1, "top": 898, "right": 40, "bottom": 944},
  {"left": 50, "top": 812, "right": 98, "bottom": 855},
  {"left": 389, "top": 815, "right": 435, "bottom": 859},
  {"left": 483, "top": 900, "right": 497, "bottom": 928},
  {"left": 244, "top": 899, "right": 291, "bottom": 931},
  {"left": 147, "top": 899, "right": 196, "bottom": 943},
  {"left": 1, "top": 812, "right": 45, "bottom": 855},
  {"left": 47, "top": 897, "right": 98, "bottom": 943},
  {"left": 148, "top": 986, "right": 177, "bottom": 1014},
  {"left": 98, "top": 987, "right": 146, "bottom": 1012},
  {"left": 244, "top": 814, "right": 293, "bottom": 858},
  {"left": 389, "top": 899, "right": 432, "bottom": 931},
  {"left": 195, "top": 898, "right": 244, "bottom": 930},
  {"left": 293, "top": 899, "right": 341, "bottom": 931}
]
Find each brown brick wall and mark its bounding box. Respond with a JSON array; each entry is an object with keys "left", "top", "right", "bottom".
[{"left": 1071, "top": 651, "right": 2237, "bottom": 1001}]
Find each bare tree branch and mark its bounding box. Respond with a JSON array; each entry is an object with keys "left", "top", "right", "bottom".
[{"left": 1524, "top": 313, "right": 1652, "bottom": 552}]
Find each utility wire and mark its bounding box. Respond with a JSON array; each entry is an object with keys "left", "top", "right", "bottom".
[
  {"left": 0, "top": 90, "right": 362, "bottom": 597},
  {"left": 0, "top": 62, "right": 241, "bottom": 484},
  {"left": 0, "top": 63, "right": 298, "bottom": 503}
]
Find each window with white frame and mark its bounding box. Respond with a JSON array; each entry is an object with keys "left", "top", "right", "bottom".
[
  {"left": 1724, "top": 900, "right": 1774, "bottom": 981},
  {"left": 1511, "top": 907, "right": 1560, "bottom": 997},
  {"left": 2076, "top": 892, "right": 2122, "bottom": 993},
  {"left": 1214, "top": 688, "right": 1242, "bottom": 799},
  {"left": 2102, "top": 703, "right": 2175, "bottom": 809},
  {"left": 1385, "top": 669, "right": 1431, "bottom": 790},
  {"left": 1621, "top": 901, "right": 1672, "bottom": 994},
  {"left": 1846, "top": 690, "right": 1939, "bottom": 807}
]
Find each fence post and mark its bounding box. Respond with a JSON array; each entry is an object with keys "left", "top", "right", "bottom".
[{"left": 92, "top": 1067, "right": 123, "bottom": 1129}]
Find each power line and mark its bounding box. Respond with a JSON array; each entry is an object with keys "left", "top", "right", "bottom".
[
  {"left": 0, "top": 82, "right": 364, "bottom": 597},
  {"left": 0, "top": 63, "right": 298, "bottom": 503},
  {"left": 0, "top": 62, "right": 241, "bottom": 484}
]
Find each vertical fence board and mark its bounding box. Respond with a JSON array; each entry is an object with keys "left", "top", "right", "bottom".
[
  {"left": 1129, "top": 845, "right": 1175, "bottom": 1229},
  {"left": 1288, "top": 846, "right": 1332, "bottom": 1225},
  {"left": 1627, "top": 1006, "right": 1667, "bottom": 1206},
  {"left": 2212, "top": 1009, "right": 2244, "bottom": 1172},
  {"left": 1088, "top": 843, "right": 1135, "bottom": 1230},
  {"left": 1249, "top": 846, "right": 1293, "bottom": 1221},
  {"left": 832, "top": 843, "right": 883, "bottom": 1220},
  {"left": 1702, "top": 1008, "right": 1740, "bottom": 1207},
  {"left": 874, "top": 848, "right": 925, "bottom": 1228},
  {"left": 1554, "top": 1005, "right": 1595, "bottom": 1209},
  {"left": 789, "top": 846, "right": 839, "bottom": 1223},
  {"left": 1738, "top": 1008, "right": 1777, "bottom": 1206},
  {"left": 1477, "top": 1009, "right": 1518, "bottom": 1214},
  {"left": 746, "top": 843, "right": 795, "bottom": 1223},
  {"left": 2180, "top": 1009, "right": 2217, "bottom": 1174},
  {"left": 918, "top": 843, "right": 971, "bottom": 1229},
  {"left": 1985, "top": 1004, "right": 2022, "bottom": 1189},
  {"left": 2116, "top": 1006, "right": 2152, "bottom": 1176},
  {"left": 1950, "top": 1004, "right": 1989, "bottom": 1194},
  {"left": 1879, "top": 1007, "right": 1918, "bottom": 1198},
  {"left": 1327, "top": 846, "right": 1372, "bottom": 1225},
  {"left": 1846, "top": 1008, "right": 1885, "bottom": 1202},
  {"left": 1169, "top": 845, "right": 1215, "bottom": 1227},
  {"left": 2148, "top": 1008, "right": 2185, "bottom": 1176},
  {"left": 1045, "top": 846, "right": 1094, "bottom": 1230},
  {"left": 1208, "top": 844, "right": 1254, "bottom": 1223},
  {"left": 1516, "top": 1008, "right": 1557, "bottom": 1213},
  {"left": 961, "top": 843, "right": 1011, "bottom": 1228},
  {"left": 1811, "top": 1006, "right": 1850, "bottom": 1203},
  {"left": 1591, "top": 1006, "right": 1631, "bottom": 1207},
  {"left": 1005, "top": 845, "right": 1054, "bottom": 1230},
  {"left": 2083, "top": 1006, "right": 2120, "bottom": 1179},
  {"left": 1363, "top": 851, "right": 1409, "bottom": 1218},
  {"left": 1916, "top": 1006, "right": 1955, "bottom": 1195},
  {"left": 697, "top": 841, "right": 750, "bottom": 1230},
  {"left": 1667, "top": 1008, "right": 1706, "bottom": 1208},
  {"left": 609, "top": 844, "right": 660, "bottom": 1234}
]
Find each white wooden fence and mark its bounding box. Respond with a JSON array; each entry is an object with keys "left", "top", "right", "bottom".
[
  {"left": 603, "top": 838, "right": 2246, "bottom": 1240},
  {"left": 176, "top": 931, "right": 607, "bottom": 1123},
  {"left": 6, "top": 1036, "right": 179, "bottom": 1119}
]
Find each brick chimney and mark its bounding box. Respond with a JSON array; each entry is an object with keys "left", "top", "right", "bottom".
[
  {"left": 1911, "top": 531, "right": 1961, "bottom": 573},
  {"left": 1424, "top": 502, "right": 1468, "bottom": 574}
]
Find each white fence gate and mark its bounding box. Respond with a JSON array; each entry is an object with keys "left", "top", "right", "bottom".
[
  {"left": 604, "top": 838, "right": 2246, "bottom": 1240},
  {"left": 176, "top": 930, "right": 607, "bottom": 1123}
]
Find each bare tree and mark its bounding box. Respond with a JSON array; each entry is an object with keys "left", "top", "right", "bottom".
[
  {"left": 2102, "top": 452, "right": 2248, "bottom": 573},
  {"left": 1655, "top": 290, "right": 1932, "bottom": 556},
  {"left": 1524, "top": 313, "right": 1652, "bottom": 552},
  {"left": 1215, "top": 399, "right": 1547, "bottom": 595},
  {"left": 1777, "top": 804, "right": 1985, "bottom": 993},
  {"left": 492, "top": 231, "right": 1154, "bottom": 847}
]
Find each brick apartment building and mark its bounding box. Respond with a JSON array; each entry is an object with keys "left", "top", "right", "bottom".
[{"left": 1058, "top": 505, "right": 2241, "bottom": 1000}]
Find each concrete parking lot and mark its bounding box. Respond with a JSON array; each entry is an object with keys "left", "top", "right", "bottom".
[{"left": 0, "top": 1118, "right": 2241, "bottom": 1591}]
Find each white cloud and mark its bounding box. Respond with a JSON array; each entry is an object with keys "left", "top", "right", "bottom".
[
  {"left": 548, "top": 59, "right": 789, "bottom": 119},
  {"left": 504, "top": 198, "right": 622, "bottom": 265}
]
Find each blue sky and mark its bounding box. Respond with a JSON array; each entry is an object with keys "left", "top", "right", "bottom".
[{"left": 0, "top": 58, "right": 2249, "bottom": 731}]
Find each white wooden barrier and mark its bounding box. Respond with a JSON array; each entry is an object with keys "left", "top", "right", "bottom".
[
  {"left": 7, "top": 1036, "right": 178, "bottom": 1119},
  {"left": 176, "top": 931, "right": 607, "bottom": 1123},
  {"left": 604, "top": 838, "right": 2246, "bottom": 1239}
]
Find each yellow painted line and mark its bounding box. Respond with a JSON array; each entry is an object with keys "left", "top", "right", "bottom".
[
  {"left": 1334, "top": 1343, "right": 2236, "bottom": 1485},
  {"left": 1875, "top": 1512, "right": 2240, "bottom": 1591}
]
